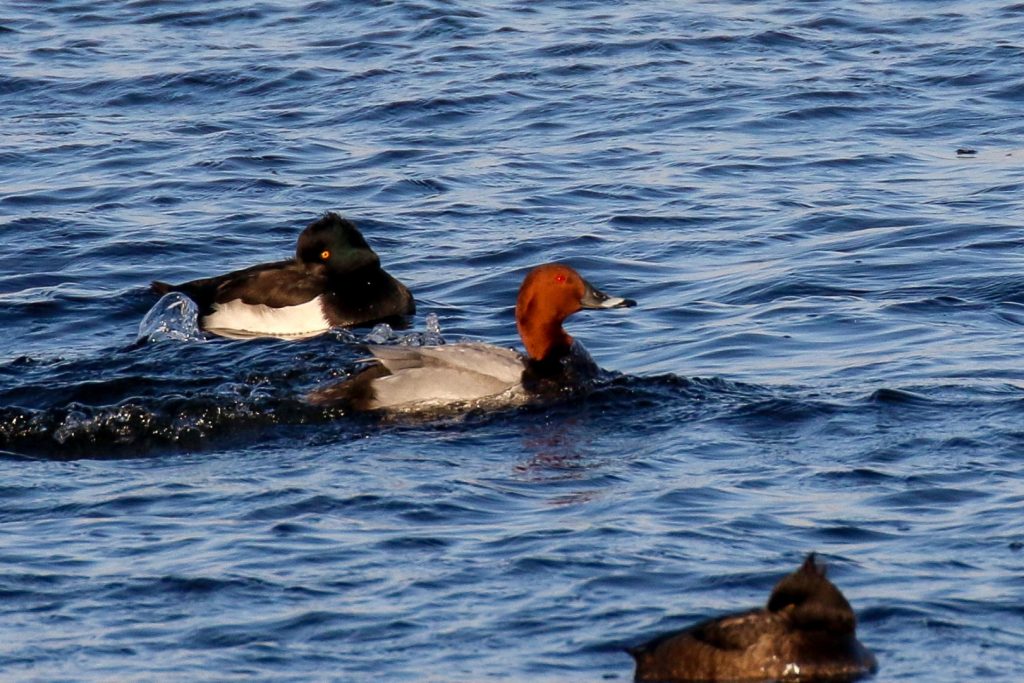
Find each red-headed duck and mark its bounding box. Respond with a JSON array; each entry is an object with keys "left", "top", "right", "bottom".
[
  {"left": 629, "top": 554, "right": 877, "bottom": 682},
  {"left": 309, "top": 263, "right": 636, "bottom": 411},
  {"left": 151, "top": 212, "right": 414, "bottom": 339}
]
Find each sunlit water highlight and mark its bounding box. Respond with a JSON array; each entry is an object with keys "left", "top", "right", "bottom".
[{"left": 2, "top": 1, "right": 1024, "bottom": 680}]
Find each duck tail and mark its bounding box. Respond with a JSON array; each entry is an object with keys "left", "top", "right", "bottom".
[
  {"left": 151, "top": 280, "right": 176, "bottom": 295},
  {"left": 307, "top": 362, "right": 388, "bottom": 410}
]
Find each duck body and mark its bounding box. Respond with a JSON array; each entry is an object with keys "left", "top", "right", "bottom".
[
  {"left": 309, "top": 263, "right": 635, "bottom": 411},
  {"left": 151, "top": 213, "right": 414, "bottom": 339},
  {"left": 630, "top": 554, "right": 877, "bottom": 683},
  {"left": 335, "top": 342, "right": 529, "bottom": 411}
]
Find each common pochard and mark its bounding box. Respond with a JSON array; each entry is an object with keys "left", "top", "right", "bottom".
[{"left": 309, "top": 263, "right": 635, "bottom": 411}]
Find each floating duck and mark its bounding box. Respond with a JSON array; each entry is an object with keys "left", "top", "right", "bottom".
[
  {"left": 309, "top": 263, "right": 635, "bottom": 411},
  {"left": 151, "top": 212, "right": 414, "bottom": 339},
  {"left": 630, "top": 554, "right": 877, "bottom": 682}
]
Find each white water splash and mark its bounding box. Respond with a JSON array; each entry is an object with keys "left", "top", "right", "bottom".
[
  {"left": 361, "top": 312, "right": 445, "bottom": 347},
  {"left": 364, "top": 322, "right": 394, "bottom": 344},
  {"left": 421, "top": 312, "right": 443, "bottom": 345},
  {"left": 137, "top": 293, "right": 204, "bottom": 343}
]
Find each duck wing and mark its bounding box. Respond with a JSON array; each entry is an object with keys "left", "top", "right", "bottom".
[
  {"left": 318, "top": 343, "right": 524, "bottom": 410},
  {"left": 630, "top": 609, "right": 787, "bottom": 682},
  {"left": 152, "top": 259, "right": 323, "bottom": 313},
  {"left": 366, "top": 343, "right": 525, "bottom": 384},
  {"left": 309, "top": 344, "right": 526, "bottom": 411},
  {"left": 212, "top": 261, "right": 326, "bottom": 308},
  {"left": 688, "top": 609, "right": 783, "bottom": 651}
]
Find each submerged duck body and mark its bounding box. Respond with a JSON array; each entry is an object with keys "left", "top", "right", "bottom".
[
  {"left": 309, "top": 263, "right": 635, "bottom": 412},
  {"left": 630, "top": 554, "right": 877, "bottom": 683},
  {"left": 151, "top": 213, "right": 414, "bottom": 339}
]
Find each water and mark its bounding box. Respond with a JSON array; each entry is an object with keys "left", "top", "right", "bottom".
[{"left": 2, "top": 1, "right": 1023, "bottom": 680}]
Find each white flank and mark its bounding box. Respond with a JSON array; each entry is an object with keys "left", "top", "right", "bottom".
[{"left": 203, "top": 296, "right": 331, "bottom": 339}]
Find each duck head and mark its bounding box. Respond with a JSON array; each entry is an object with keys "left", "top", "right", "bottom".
[
  {"left": 515, "top": 263, "right": 635, "bottom": 362},
  {"left": 767, "top": 553, "right": 857, "bottom": 634},
  {"left": 296, "top": 212, "right": 381, "bottom": 273}
]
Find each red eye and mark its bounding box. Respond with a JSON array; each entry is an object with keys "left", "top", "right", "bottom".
[{"left": 555, "top": 274, "right": 567, "bottom": 283}]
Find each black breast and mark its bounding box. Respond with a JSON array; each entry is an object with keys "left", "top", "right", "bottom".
[{"left": 320, "top": 265, "right": 415, "bottom": 327}]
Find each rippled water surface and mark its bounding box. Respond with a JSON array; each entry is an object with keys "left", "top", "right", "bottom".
[{"left": 3, "top": 1, "right": 1024, "bottom": 680}]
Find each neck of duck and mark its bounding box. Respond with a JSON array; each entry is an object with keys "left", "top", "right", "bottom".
[{"left": 518, "top": 316, "right": 573, "bottom": 363}]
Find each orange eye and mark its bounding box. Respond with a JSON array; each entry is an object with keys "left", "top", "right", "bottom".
[{"left": 320, "top": 250, "right": 330, "bottom": 260}]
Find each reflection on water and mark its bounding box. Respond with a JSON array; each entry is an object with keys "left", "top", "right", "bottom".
[
  {"left": 516, "top": 419, "right": 598, "bottom": 499},
  {"left": 2, "top": 0, "right": 1023, "bottom": 681}
]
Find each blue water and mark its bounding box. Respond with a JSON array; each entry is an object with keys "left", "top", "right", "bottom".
[{"left": 2, "top": 1, "right": 1023, "bottom": 680}]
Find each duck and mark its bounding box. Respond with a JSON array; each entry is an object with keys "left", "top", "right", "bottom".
[
  {"left": 308, "top": 263, "right": 636, "bottom": 412},
  {"left": 629, "top": 553, "right": 877, "bottom": 682},
  {"left": 150, "top": 212, "right": 415, "bottom": 339}
]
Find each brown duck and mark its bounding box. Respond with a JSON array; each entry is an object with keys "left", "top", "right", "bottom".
[{"left": 629, "top": 554, "right": 877, "bottom": 682}]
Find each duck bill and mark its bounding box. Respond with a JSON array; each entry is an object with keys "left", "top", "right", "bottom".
[{"left": 580, "top": 278, "right": 637, "bottom": 309}]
